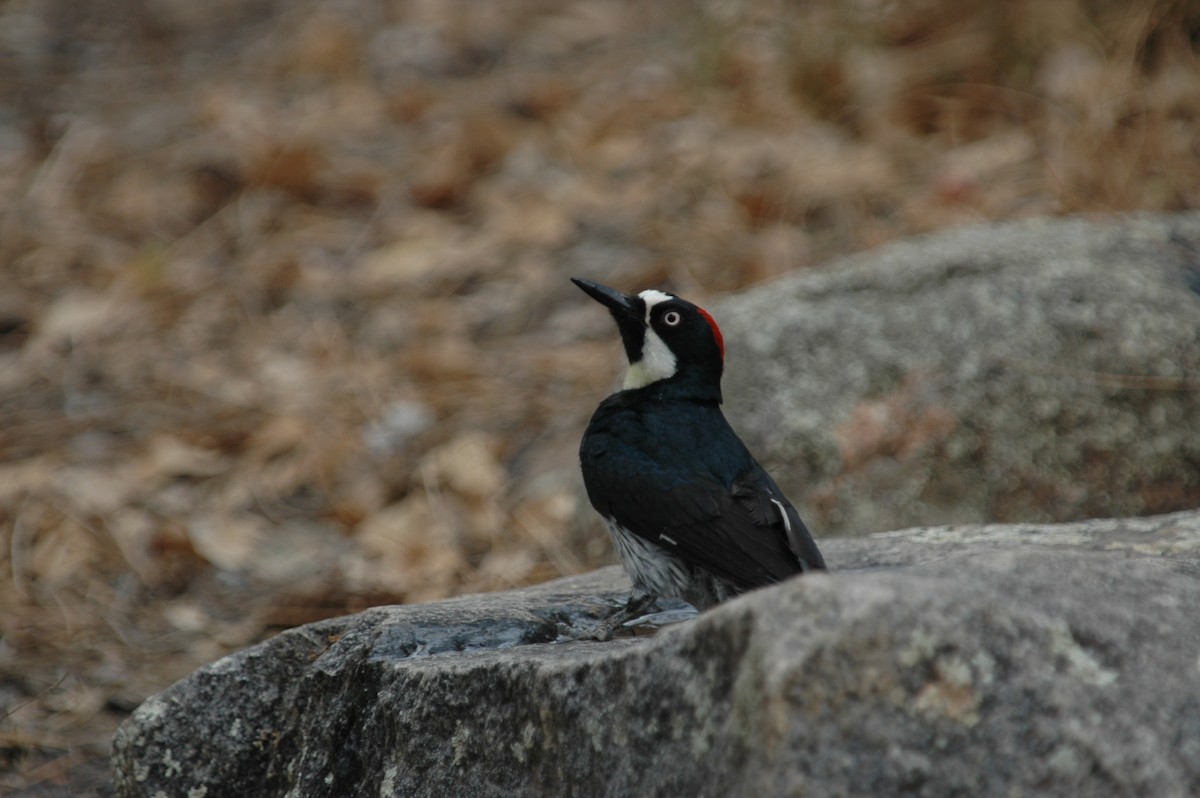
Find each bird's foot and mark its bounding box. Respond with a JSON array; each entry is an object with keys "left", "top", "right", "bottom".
[{"left": 579, "top": 594, "right": 657, "bottom": 642}]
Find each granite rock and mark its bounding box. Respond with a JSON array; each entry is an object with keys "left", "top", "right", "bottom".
[
  {"left": 716, "top": 213, "right": 1200, "bottom": 536},
  {"left": 112, "top": 510, "right": 1200, "bottom": 798}
]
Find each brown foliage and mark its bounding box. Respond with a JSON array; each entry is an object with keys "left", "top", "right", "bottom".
[{"left": 1, "top": 0, "right": 1197, "bottom": 791}]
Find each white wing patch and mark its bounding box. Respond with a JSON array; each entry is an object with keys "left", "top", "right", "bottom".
[{"left": 770, "top": 498, "right": 792, "bottom": 534}]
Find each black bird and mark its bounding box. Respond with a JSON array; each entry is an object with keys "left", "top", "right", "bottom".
[{"left": 573, "top": 278, "right": 825, "bottom": 633}]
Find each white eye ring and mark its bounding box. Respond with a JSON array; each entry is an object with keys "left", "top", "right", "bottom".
[{"left": 663, "top": 310, "right": 682, "bottom": 326}]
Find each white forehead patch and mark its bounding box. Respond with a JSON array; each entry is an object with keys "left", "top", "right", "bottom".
[{"left": 637, "top": 289, "right": 674, "bottom": 322}]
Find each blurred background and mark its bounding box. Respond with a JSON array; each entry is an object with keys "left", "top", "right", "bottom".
[{"left": 1, "top": 0, "right": 1198, "bottom": 792}]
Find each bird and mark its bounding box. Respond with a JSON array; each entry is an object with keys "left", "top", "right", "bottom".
[{"left": 572, "top": 277, "right": 826, "bottom": 636}]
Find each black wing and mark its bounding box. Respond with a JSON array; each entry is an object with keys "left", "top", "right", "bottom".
[
  {"left": 582, "top": 405, "right": 825, "bottom": 591},
  {"left": 730, "top": 463, "right": 826, "bottom": 575}
]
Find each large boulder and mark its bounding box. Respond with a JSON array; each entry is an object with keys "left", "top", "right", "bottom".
[
  {"left": 112, "top": 509, "right": 1200, "bottom": 798},
  {"left": 716, "top": 213, "right": 1200, "bottom": 536}
]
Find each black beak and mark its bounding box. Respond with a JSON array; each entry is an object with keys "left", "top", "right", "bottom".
[
  {"left": 571, "top": 278, "right": 637, "bottom": 317},
  {"left": 572, "top": 277, "right": 647, "bottom": 365}
]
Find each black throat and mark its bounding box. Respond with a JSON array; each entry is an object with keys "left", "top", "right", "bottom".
[{"left": 633, "top": 367, "right": 723, "bottom": 404}]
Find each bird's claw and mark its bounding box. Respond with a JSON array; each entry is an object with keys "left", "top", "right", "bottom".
[{"left": 579, "top": 594, "right": 657, "bottom": 641}]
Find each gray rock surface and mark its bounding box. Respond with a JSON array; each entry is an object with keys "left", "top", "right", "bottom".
[
  {"left": 113, "top": 509, "right": 1200, "bottom": 798},
  {"left": 716, "top": 213, "right": 1200, "bottom": 536}
]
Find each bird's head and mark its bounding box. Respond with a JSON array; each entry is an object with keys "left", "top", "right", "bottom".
[{"left": 572, "top": 278, "right": 725, "bottom": 398}]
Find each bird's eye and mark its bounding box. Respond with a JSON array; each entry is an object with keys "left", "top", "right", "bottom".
[{"left": 663, "top": 311, "right": 682, "bottom": 326}]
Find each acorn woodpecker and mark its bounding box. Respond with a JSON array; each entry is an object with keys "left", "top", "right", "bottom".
[{"left": 573, "top": 278, "right": 826, "bottom": 635}]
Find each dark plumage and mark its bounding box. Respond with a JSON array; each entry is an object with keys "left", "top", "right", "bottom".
[{"left": 573, "top": 278, "right": 825, "bottom": 625}]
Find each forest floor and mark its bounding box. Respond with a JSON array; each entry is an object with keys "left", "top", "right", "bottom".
[{"left": 1, "top": 0, "right": 1197, "bottom": 793}]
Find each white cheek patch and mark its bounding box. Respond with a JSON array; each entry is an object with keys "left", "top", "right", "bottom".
[
  {"left": 623, "top": 327, "right": 677, "bottom": 389},
  {"left": 623, "top": 288, "right": 679, "bottom": 389}
]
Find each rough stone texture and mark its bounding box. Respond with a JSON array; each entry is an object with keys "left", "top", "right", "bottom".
[
  {"left": 715, "top": 213, "right": 1200, "bottom": 537},
  {"left": 113, "top": 510, "right": 1200, "bottom": 798}
]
